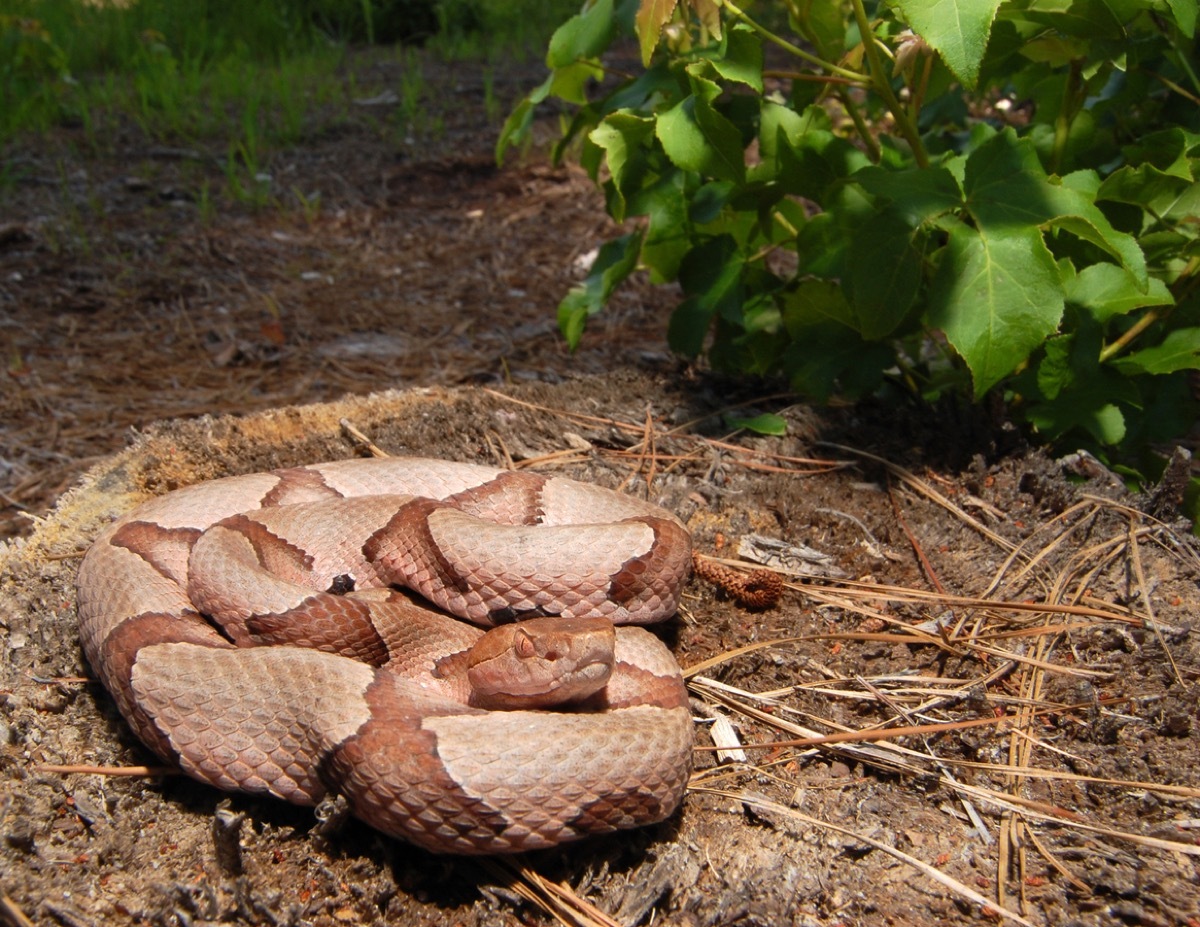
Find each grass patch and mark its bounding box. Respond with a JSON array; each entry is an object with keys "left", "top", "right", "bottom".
[
  {"left": 431, "top": 0, "right": 581, "bottom": 61},
  {"left": 0, "top": 0, "right": 579, "bottom": 148}
]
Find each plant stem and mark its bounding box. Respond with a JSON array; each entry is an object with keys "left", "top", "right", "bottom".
[
  {"left": 1169, "top": 254, "right": 1200, "bottom": 307},
  {"left": 764, "top": 69, "right": 863, "bottom": 87},
  {"left": 1152, "top": 71, "right": 1200, "bottom": 106},
  {"left": 911, "top": 53, "right": 933, "bottom": 125},
  {"left": 1099, "top": 257, "right": 1199, "bottom": 363},
  {"left": 837, "top": 88, "right": 880, "bottom": 162},
  {"left": 1098, "top": 308, "right": 1163, "bottom": 363},
  {"left": 720, "top": 0, "right": 868, "bottom": 84},
  {"left": 1164, "top": 24, "right": 1200, "bottom": 96},
  {"left": 1051, "top": 60, "right": 1083, "bottom": 174},
  {"left": 848, "top": 0, "right": 929, "bottom": 168},
  {"left": 721, "top": 0, "right": 879, "bottom": 156}
]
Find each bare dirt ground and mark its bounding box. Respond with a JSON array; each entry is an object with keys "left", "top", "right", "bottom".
[{"left": 2, "top": 48, "right": 1200, "bottom": 927}]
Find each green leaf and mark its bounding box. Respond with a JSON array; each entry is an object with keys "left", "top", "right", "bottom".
[
  {"left": 684, "top": 59, "right": 733, "bottom": 105},
  {"left": 1036, "top": 333, "right": 1074, "bottom": 400},
  {"left": 1065, "top": 263, "right": 1173, "bottom": 324},
  {"left": 1098, "top": 129, "right": 1200, "bottom": 216},
  {"left": 558, "top": 231, "right": 643, "bottom": 348},
  {"left": 1047, "top": 209, "right": 1146, "bottom": 288},
  {"left": 964, "top": 131, "right": 1146, "bottom": 284},
  {"left": 597, "top": 59, "right": 681, "bottom": 115},
  {"left": 726, "top": 412, "right": 788, "bottom": 435},
  {"left": 790, "top": 0, "right": 846, "bottom": 60},
  {"left": 496, "top": 97, "right": 535, "bottom": 166},
  {"left": 1045, "top": 171, "right": 1147, "bottom": 286},
  {"left": 690, "top": 180, "right": 736, "bottom": 224},
  {"left": 852, "top": 165, "right": 963, "bottom": 225},
  {"left": 1163, "top": 178, "right": 1200, "bottom": 222},
  {"left": 1021, "top": 313, "right": 1141, "bottom": 446},
  {"left": 679, "top": 235, "right": 743, "bottom": 303},
  {"left": 669, "top": 235, "right": 744, "bottom": 355},
  {"left": 761, "top": 105, "right": 870, "bottom": 203},
  {"left": 1163, "top": 0, "right": 1197, "bottom": 36},
  {"left": 927, "top": 225, "right": 1065, "bottom": 397},
  {"left": 635, "top": 0, "right": 678, "bottom": 66},
  {"left": 962, "top": 130, "right": 1056, "bottom": 228},
  {"left": 656, "top": 91, "right": 746, "bottom": 183},
  {"left": 1019, "top": 33, "right": 1090, "bottom": 67},
  {"left": 1122, "top": 128, "right": 1196, "bottom": 180},
  {"left": 739, "top": 292, "right": 783, "bottom": 334},
  {"left": 630, "top": 170, "right": 691, "bottom": 282},
  {"left": 1111, "top": 328, "right": 1200, "bottom": 376},
  {"left": 895, "top": 0, "right": 1002, "bottom": 89},
  {"left": 755, "top": 101, "right": 805, "bottom": 183},
  {"left": 1018, "top": 0, "right": 1138, "bottom": 40},
  {"left": 548, "top": 0, "right": 616, "bottom": 68},
  {"left": 1098, "top": 163, "right": 1191, "bottom": 208},
  {"left": 668, "top": 296, "right": 713, "bottom": 356},
  {"left": 708, "top": 26, "right": 763, "bottom": 92},
  {"left": 709, "top": 291, "right": 786, "bottom": 375},
  {"left": 1027, "top": 395, "right": 1127, "bottom": 445},
  {"left": 778, "top": 280, "right": 894, "bottom": 399},
  {"left": 589, "top": 111, "right": 655, "bottom": 220},
  {"left": 770, "top": 198, "right": 809, "bottom": 243},
  {"left": 794, "top": 212, "right": 850, "bottom": 279},
  {"left": 845, "top": 207, "right": 924, "bottom": 338},
  {"left": 781, "top": 279, "right": 859, "bottom": 335},
  {"left": 496, "top": 74, "right": 553, "bottom": 164},
  {"left": 548, "top": 59, "right": 606, "bottom": 105}
]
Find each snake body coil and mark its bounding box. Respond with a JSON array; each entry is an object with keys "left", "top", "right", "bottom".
[{"left": 77, "top": 458, "right": 694, "bottom": 854}]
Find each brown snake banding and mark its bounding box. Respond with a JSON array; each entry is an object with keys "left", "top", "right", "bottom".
[{"left": 77, "top": 457, "right": 694, "bottom": 855}]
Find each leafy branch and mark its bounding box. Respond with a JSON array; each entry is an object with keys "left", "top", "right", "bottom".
[
  {"left": 848, "top": 0, "right": 929, "bottom": 167},
  {"left": 501, "top": 0, "right": 1200, "bottom": 471}
]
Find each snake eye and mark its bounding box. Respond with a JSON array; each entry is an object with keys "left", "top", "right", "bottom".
[{"left": 514, "top": 629, "right": 536, "bottom": 659}]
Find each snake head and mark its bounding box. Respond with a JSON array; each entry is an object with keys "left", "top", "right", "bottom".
[{"left": 466, "top": 616, "right": 615, "bottom": 710}]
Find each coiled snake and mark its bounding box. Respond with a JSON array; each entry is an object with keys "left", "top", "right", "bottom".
[{"left": 76, "top": 457, "right": 694, "bottom": 854}]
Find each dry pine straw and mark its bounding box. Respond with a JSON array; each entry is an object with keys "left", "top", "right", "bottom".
[
  {"left": 691, "top": 512, "right": 1196, "bottom": 920},
  {"left": 18, "top": 394, "right": 1200, "bottom": 927},
  {"left": 481, "top": 397, "right": 1200, "bottom": 926}
]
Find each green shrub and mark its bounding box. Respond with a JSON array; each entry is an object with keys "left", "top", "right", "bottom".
[
  {"left": 0, "top": 15, "right": 70, "bottom": 136},
  {"left": 503, "top": 0, "right": 1199, "bottom": 463}
]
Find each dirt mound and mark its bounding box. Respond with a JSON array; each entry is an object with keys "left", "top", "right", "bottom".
[{"left": 3, "top": 377, "right": 1198, "bottom": 927}]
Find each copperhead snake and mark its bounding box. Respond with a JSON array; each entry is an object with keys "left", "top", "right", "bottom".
[{"left": 76, "top": 457, "right": 694, "bottom": 855}]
